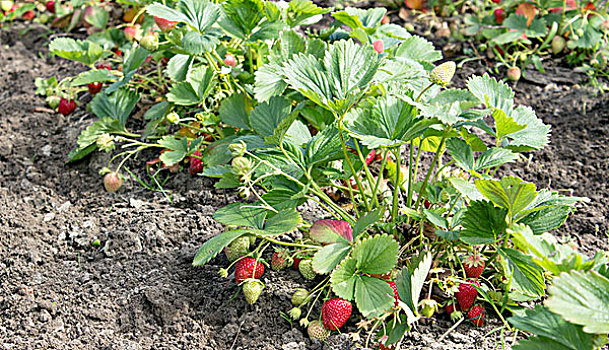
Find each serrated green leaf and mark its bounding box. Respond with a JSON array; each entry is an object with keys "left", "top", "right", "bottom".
[
  {"left": 330, "top": 258, "right": 358, "bottom": 300},
  {"left": 259, "top": 209, "right": 302, "bottom": 235},
  {"left": 312, "top": 243, "right": 352, "bottom": 274},
  {"left": 49, "top": 38, "right": 104, "bottom": 66},
  {"left": 475, "top": 176, "right": 538, "bottom": 221},
  {"left": 499, "top": 248, "right": 546, "bottom": 299},
  {"left": 90, "top": 88, "right": 140, "bottom": 126},
  {"left": 394, "top": 36, "right": 442, "bottom": 63},
  {"left": 447, "top": 138, "right": 475, "bottom": 172},
  {"left": 167, "top": 54, "right": 193, "bottom": 81},
  {"left": 475, "top": 147, "right": 517, "bottom": 170},
  {"left": 354, "top": 276, "right": 394, "bottom": 318},
  {"left": 249, "top": 96, "right": 292, "bottom": 137},
  {"left": 192, "top": 229, "right": 249, "bottom": 266},
  {"left": 546, "top": 270, "right": 609, "bottom": 334},
  {"left": 70, "top": 69, "right": 117, "bottom": 86},
  {"left": 158, "top": 136, "right": 202, "bottom": 166},
  {"left": 213, "top": 202, "right": 267, "bottom": 229},
  {"left": 287, "top": 0, "right": 330, "bottom": 27},
  {"left": 460, "top": 200, "right": 507, "bottom": 245},
  {"left": 219, "top": 93, "right": 252, "bottom": 130},
  {"left": 352, "top": 208, "right": 383, "bottom": 238},
  {"left": 352, "top": 234, "right": 399, "bottom": 274}
]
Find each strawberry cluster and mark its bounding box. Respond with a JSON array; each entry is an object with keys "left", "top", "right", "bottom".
[{"left": 447, "top": 252, "right": 487, "bottom": 327}]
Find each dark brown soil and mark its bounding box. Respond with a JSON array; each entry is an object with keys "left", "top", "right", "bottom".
[{"left": 1, "top": 23, "right": 607, "bottom": 350}]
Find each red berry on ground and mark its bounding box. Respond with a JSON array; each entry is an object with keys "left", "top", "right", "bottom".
[
  {"left": 189, "top": 150, "right": 203, "bottom": 176},
  {"left": 455, "top": 279, "right": 480, "bottom": 311},
  {"left": 103, "top": 172, "right": 123, "bottom": 192},
  {"left": 223, "top": 54, "right": 237, "bottom": 67},
  {"left": 373, "top": 40, "right": 384, "bottom": 54},
  {"left": 463, "top": 253, "right": 485, "bottom": 279},
  {"left": 154, "top": 16, "right": 177, "bottom": 32},
  {"left": 58, "top": 98, "right": 77, "bottom": 116},
  {"left": 234, "top": 257, "right": 264, "bottom": 284},
  {"left": 87, "top": 82, "right": 103, "bottom": 95},
  {"left": 271, "top": 249, "right": 290, "bottom": 271},
  {"left": 322, "top": 298, "right": 352, "bottom": 330},
  {"left": 22, "top": 10, "right": 35, "bottom": 20},
  {"left": 467, "top": 304, "right": 485, "bottom": 327},
  {"left": 45, "top": 0, "right": 55, "bottom": 13}
]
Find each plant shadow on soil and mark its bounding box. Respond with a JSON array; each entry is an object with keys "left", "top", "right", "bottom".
[{"left": 0, "top": 24, "right": 607, "bottom": 350}]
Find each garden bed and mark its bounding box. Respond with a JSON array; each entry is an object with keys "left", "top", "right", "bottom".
[{"left": 1, "top": 23, "right": 608, "bottom": 349}]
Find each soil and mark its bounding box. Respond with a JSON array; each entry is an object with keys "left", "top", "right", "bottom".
[{"left": 1, "top": 22, "right": 608, "bottom": 350}]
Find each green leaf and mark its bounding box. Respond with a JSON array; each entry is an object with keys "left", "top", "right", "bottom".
[
  {"left": 259, "top": 209, "right": 302, "bottom": 235},
  {"left": 249, "top": 96, "right": 293, "bottom": 137},
  {"left": 83, "top": 5, "right": 108, "bottom": 29},
  {"left": 447, "top": 138, "right": 474, "bottom": 172},
  {"left": 353, "top": 209, "right": 383, "bottom": 238},
  {"left": 394, "top": 36, "right": 442, "bottom": 63},
  {"left": 509, "top": 306, "right": 595, "bottom": 350},
  {"left": 181, "top": 30, "right": 222, "bottom": 55},
  {"left": 312, "top": 243, "right": 352, "bottom": 274},
  {"left": 499, "top": 248, "right": 546, "bottom": 299},
  {"left": 513, "top": 337, "right": 574, "bottom": 350},
  {"left": 90, "top": 88, "right": 140, "bottom": 126},
  {"left": 449, "top": 177, "right": 485, "bottom": 201},
  {"left": 396, "top": 252, "right": 432, "bottom": 316},
  {"left": 147, "top": 0, "right": 221, "bottom": 33},
  {"left": 167, "top": 54, "right": 193, "bottom": 81},
  {"left": 219, "top": 93, "right": 252, "bottom": 130},
  {"left": 158, "top": 136, "right": 202, "bottom": 166},
  {"left": 355, "top": 276, "right": 394, "bottom": 318},
  {"left": 192, "top": 229, "right": 249, "bottom": 266},
  {"left": 213, "top": 202, "right": 267, "bottom": 229},
  {"left": 494, "top": 108, "right": 527, "bottom": 141},
  {"left": 475, "top": 176, "right": 538, "bottom": 221},
  {"left": 352, "top": 235, "right": 399, "bottom": 274},
  {"left": 460, "top": 200, "right": 507, "bottom": 245},
  {"left": 106, "top": 47, "right": 149, "bottom": 93},
  {"left": 286, "top": 0, "right": 329, "bottom": 27},
  {"left": 332, "top": 7, "right": 386, "bottom": 30},
  {"left": 331, "top": 258, "right": 358, "bottom": 300},
  {"left": 546, "top": 270, "right": 609, "bottom": 334},
  {"left": 506, "top": 105, "right": 551, "bottom": 152},
  {"left": 68, "top": 117, "right": 126, "bottom": 162},
  {"left": 248, "top": 21, "right": 285, "bottom": 42},
  {"left": 49, "top": 38, "right": 104, "bottom": 66},
  {"left": 305, "top": 126, "right": 344, "bottom": 166},
  {"left": 346, "top": 95, "right": 436, "bottom": 148},
  {"left": 70, "top": 69, "right": 117, "bottom": 86},
  {"left": 220, "top": 0, "right": 265, "bottom": 39},
  {"left": 475, "top": 147, "right": 517, "bottom": 170},
  {"left": 467, "top": 74, "right": 514, "bottom": 113},
  {"left": 254, "top": 62, "right": 288, "bottom": 102},
  {"left": 167, "top": 66, "right": 216, "bottom": 105}
]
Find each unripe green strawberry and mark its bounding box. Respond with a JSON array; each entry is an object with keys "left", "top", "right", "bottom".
[
  {"left": 552, "top": 36, "right": 566, "bottom": 54},
  {"left": 429, "top": 61, "right": 456, "bottom": 87},
  {"left": 420, "top": 298, "right": 438, "bottom": 317},
  {"left": 242, "top": 279, "right": 264, "bottom": 305},
  {"left": 140, "top": 34, "right": 158, "bottom": 51},
  {"left": 507, "top": 67, "right": 521, "bottom": 82},
  {"left": 291, "top": 288, "right": 310, "bottom": 306},
  {"left": 299, "top": 259, "right": 316, "bottom": 280},
  {"left": 307, "top": 320, "right": 330, "bottom": 341},
  {"left": 271, "top": 248, "right": 291, "bottom": 271},
  {"left": 224, "top": 236, "right": 250, "bottom": 262}
]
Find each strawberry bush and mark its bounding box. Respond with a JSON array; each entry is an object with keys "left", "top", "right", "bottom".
[{"left": 22, "top": 0, "right": 609, "bottom": 348}]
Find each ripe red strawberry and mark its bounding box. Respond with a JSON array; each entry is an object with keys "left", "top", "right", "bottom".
[
  {"left": 87, "top": 82, "right": 102, "bottom": 95},
  {"left": 463, "top": 253, "right": 485, "bottom": 279},
  {"left": 234, "top": 257, "right": 264, "bottom": 284},
  {"left": 387, "top": 281, "right": 400, "bottom": 307},
  {"left": 271, "top": 249, "right": 290, "bottom": 271},
  {"left": 445, "top": 300, "right": 459, "bottom": 315},
  {"left": 96, "top": 63, "right": 112, "bottom": 71},
  {"left": 381, "top": 15, "right": 390, "bottom": 24},
  {"left": 45, "top": 0, "right": 55, "bottom": 13},
  {"left": 467, "top": 304, "right": 485, "bottom": 327},
  {"left": 22, "top": 10, "right": 35, "bottom": 20},
  {"left": 307, "top": 320, "right": 330, "bottom": 340},
  {"left": 189, "top": 150, "right": 203, "bottom": 175},
  {"left": 103, "top": 172, "right": 123, "bottom": 192},
  {"left": 322, "top": 298, "right": 352, "bottom": 330},
  {"left": 58, "top": 98, "right": 77, "bottom": 116},
  {"left": 455, "top": 279, "right": 480, "bottom": 311},
  {"left": 365, "top": 149, "right": 376, "bottom": 165},
  {"left": 223, "top": 54, "right": 237, "bottom": 67},
  {"left": 491, "top": 0, "right": 500, "bottom": 3},
  {"left": 494, "top": 8, "right": 506, "bottom": 24},
  {"left": 292, "top": 256, "right": 302, "bottom": 270},
  {"left": 373, "top": 40, "right": 384, "bottom": 54},
  {"left": 154, "top": 16, "right": 177, "bottom": 32}
]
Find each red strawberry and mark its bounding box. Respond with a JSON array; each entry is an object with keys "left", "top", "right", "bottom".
[
  {"left": 322, "top": 298, "right": 352, "bottom": 330},
  {"left": 22, "top": 10, "right": 35, "bottom": 20},
  {"left": 292, "top": 257, "right": 302, "bottom": 270},
  {"left": 113, "top": 48, "right": 122, "bottom": 56},
  {"left": 381, "top": 15, "right": 390, "bottom": 24},
  {"left": 467, "top": 304, "right": 485, "bottom": 327},
  {"left": 494, "top": 8, "right": 506, "bottom": 24},
  {"left": 373, "top": 40, "right": 384, "bottom": 54},
  {"left": 491, "top": 0, "right": 500, "bottom": 3},
  {"left": 96, "top": 63, "right": 112, "bottom": 70},
  {"left": 45, "top": 0, "right": 55, "bottom": 13},
  {"left": 455, "top": 279, "right": 480, "bottom": 311},
  {"left": 124, "top": 26, "right": 137, "bottom": 41},
  {"left": 365, "top": 149, "right": 376, "bottom": 165},
  {"left": 463, "top": 253, "right": 485, "bottom": 279},
  {"left": 507, "top": 67, "right": 521, "bottom": 82},
  {"left": 223, "top": 54, "right": 237, "bottom": 67},
  {"left": 103, "top": 172, "right": 123, "bottom": 192},
  {"left": 154, "top": 16, "right": 177, "bottom": 32},
  {"left": 58, "top": 98, "right": 77, "bottom": 116},
  {"left": 271, "top": 249, "right": 290, "bottom": 271},
  {"left": 234, "top": 257, "right": 264, "bottom": 284},
  {"left": 387, "top": 281, "right": 400, "bottom": 307},
  {"left": 445, "top": 300, "right": 459, "bottom": 315},
  {"left": 189, "top": 150, "right": 203, "bottom": 175},
  {"left": 87, "top": 82, "right": 103, "bottom": 95}
]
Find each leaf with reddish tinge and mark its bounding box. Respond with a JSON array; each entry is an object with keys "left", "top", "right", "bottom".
[{"left": 310, "top": 219, "right": 353, "bottom": 244}]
